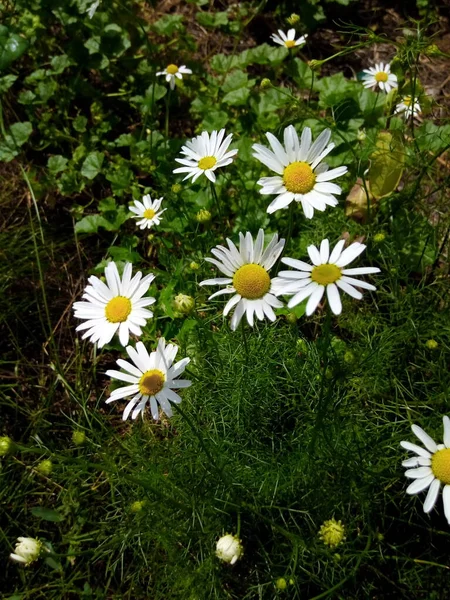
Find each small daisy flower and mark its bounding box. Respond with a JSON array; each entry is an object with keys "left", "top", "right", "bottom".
[
  {"left": 401, "top": 416, "right": 450, "bottom": 524},
  {"left": 270, "top": 29, "right": 307, "bottom": 49},
  {"left": 129, "top": 194, "right": 166, "bottom": 230},
  {"left": 106, "top": 339, "right": 191, "bottom": 421},
  {"left": 156, "top": 64, "right": 192, "bottom": 90},
  {"left": 319, "top": 519, "right": 346, "bottom": 548},
  {"left": 10, "top": 537, "right": 42, "bottom": 565},
  {"left": 252, "top": 125, "right": 348, "bottom": 218},
  {"left": 216, "top": 534, "right": 243, "bottom": 565},
  {"left": 200, "top": 229, "right": 285, "bottom": 331},
  {"left": 173, "top": 129, "right": 238, "bottom": 183},
  {"left": 395, "top": 96, "right": 421, "bottom": 120},
  {"left": 73, "top": 262, "right": 156, "bottom": 348},
  {"left": 276, "top": 239, "right": 380, "bottom": 316},
  {"left": 362, "top": 62, "right": 398, "bottom": 93}
]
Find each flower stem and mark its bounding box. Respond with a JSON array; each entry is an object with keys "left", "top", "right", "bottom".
[
  {"left": 164, "top": 88, "right": 171, "bottom": 150},
  {"left": 210, "top": 180, "right": 222, "bottom": 218}
]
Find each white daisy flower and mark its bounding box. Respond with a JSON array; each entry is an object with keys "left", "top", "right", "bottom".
[
  {"left": 401, "top": 416, "right": 450, "bottom": 524},
  {"left": 73, "top": 262, "right": 156, "bottom": 348},
  {"left": 395, "top": 95, "right": 421, "bottom": 120},
  {"left": 270, "top": 29, "right": 307, "bottom": 49},
  {"left": 106, "top": 339, "right": 191, "bottom": 421},
  {"left": 173, "top": 129, "right": 238, "bottom": 183},
  {"left": 216, "top": 534, "right": 243, "bottom": 565},
  {"left": 200, "top": 229, "right": 285, "bottom": 331},
  {"left": 252, "top": 125, "right": 348, "bottom": 218},
  {"left": 156, "top": 64, "right": 192, "bottom": 91},
  {"left": 275, "top": 239, "right": 380, "bottom": 316},
  {"left": 361, "top": 62, "right": 398, "bottom": 93},
  {"left": 129, "top": 194, "right": 166, "bottom": 230},
  {"left": 10, "top": 537, "right": 42, "bottom": 565}
]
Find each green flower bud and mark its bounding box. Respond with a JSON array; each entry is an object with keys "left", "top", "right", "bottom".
[
  {"left": 425, "top": 339, "right": 438, "bottom": 350},
  {"left": 260, "top": 78, "right": 271, "bottom": 89},
  {"left": 189, "top": 261, "right": 200, "bottom": 271},
  {"left": 174, "top": 293, "right": 195, "bottom": 315},
  {"left": 296, "top": 338, "right": 308, "bottom": 353},
  {"left": 343, "top": 351, "right": 355, "bottom": 364},
  {"left": 285, "top": 312, "right": 297, "bottom": 324},
  {"left": 319, "top": 518, "right": 346, "bottom": 548},
  {"left": 72, "top": 431, "right": 86, "bottom": 446},
  {"left": 171, "top": 183, "right": 182, "bottom": 194},
  {"left": 196, "top": 209, "right": 211, "bottom": 223},
  {"left": 0, "top": 436, "right": 13, "bottom": 456},
  {"left": 373, "top": 232, "right": 386, "bottom": 243},
  {"left": 36, "top": 459, "right": 53, "bottom": 476},
  {"left": 130, "top": 500, "right": 146, "bottom": 513},
  {"left": 275, "top": 577, "right": 287, "bottom": 590},
  {"left": 287, "top": 13, "right": 300, "bottom": 25},
  {"left": 308, "top": 59, "right": 323, "bottom": 71}
]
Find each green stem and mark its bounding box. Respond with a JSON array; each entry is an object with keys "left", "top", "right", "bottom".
[
  {"left": 241, "top": 320, "right": 249, "bottom": 365},
  {"left": 164, "top": 87, "right": 171, "bottom": 150},
  {"left": 210, "top": 180, "right": 222, "bottom": 219}
]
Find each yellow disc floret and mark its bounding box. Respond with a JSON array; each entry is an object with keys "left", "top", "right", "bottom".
[
  {"left": 311, "top": 264, "right": 342, "bottom": 285},
  {"left": 198, "top": 156, "right": 217, "bottom": 170},
  {"left": 285, "top": 40, "right": 296, "bottom": 48},
  {"left": 319, "top": 519, "right": 345, "bottom": 548},
  {"left": 105, "top": 296, "right": 132, "bottom": 323},
  {"left": 283, "top": 162, "right": 316, "bottom": 194},
  {"left": 431, "top": 448, "right": 450, "bottom": 485},
  {"left": 139, "top": 369, "right": 165, "bottom": 396},
  {"left": 402, "top": 96, "right": 412, "bottom": 106},
  {"left": 375, "top": 71, "right": 388, "bottom": 82},
  {"left": 233, "top": 264, "right": 271, "bottom": 299},
  {"left": 166, "top": 64, "right": 179, "bottom": 75},
  {"left": 143, "top": 208, "right": 156, "bottom": 219}
]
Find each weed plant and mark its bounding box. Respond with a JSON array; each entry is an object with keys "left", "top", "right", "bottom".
[{"left": 0, "top": 1, "right": 450, "bottom": 598}]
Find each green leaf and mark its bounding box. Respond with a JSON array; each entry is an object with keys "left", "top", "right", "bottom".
[
  {"left": 201, "top": 109, "right": 229, "bottom": 130},
  {"left": 287, "top": 59, "right": 313, "bottom": 89},
  {"left": 108, "top": 246, "right": 142, "bottom": 263},
  {"left": 416, "top": 122, "right": 450, "bottom": 154},
  {"left": 368, "top": 131, "right": 405, "bottom": 199},
  {"left": 37, "top": 78, "right": 57, "bottom": 102},
  {"left": 50, "top": 54, "right": 72, "bottom": 74},
  {"left": 0, "top": 74, "right": 17, "bottom": 93},
  {"left": 47, "top": 155, "right": 68, "bottom": 174},
  {"left": 0, "top": 26, "right": 29, "bottom": 71},
  {"left": 18, "top": 90, "right": 36, "bottom": 105},
  {"left": 222, "top": 70, "right": 248, "bottom": 93},
  {"left": 196, "top": 11, "right": 228, "bottom": 27},
  {"left": 81, "top": 151, "right": 105, "bottom": 179},
  {"left": 73, "top": 115, "right": 88, "bottom": 133},
  {"left": 0, "top": 121, "right": 32, "bottom": 162},
  {"left": 316, "top": 73, "right": 356, "bottom": 106},
  {"left": 153, "top": 14, "right": 184, "bottom": 36},
  {"left": 222, "top": 87, "right": 250, "bottom": 106},
  {"left": 31, "top": 507, "right": 64, "bottom": 522}
]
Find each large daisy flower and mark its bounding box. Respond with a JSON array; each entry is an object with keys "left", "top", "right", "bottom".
[
  {"left": 270, "top": 29, "right": 307, "bottom": 49},
  {"left": 173, "top": 129, "right": 238, "bottom": 183},
  {"left": 106, "top": 339, "right": 191, "bottom": 421},
  {"left": 129, "top": 194, "right": 166, "bottom": 230},
  {"left": 200, "top": 229, "right": 285, "bottom": 330},
  {"left": 361, "top": 62, "right": 398, "bottom": 93},
  {"left": 73, "top": 262, "right": 155, "bottom": 348},
  {"left": 401, "top": 416, "right": 450, "bottom": 524},
  {"left": 156, "top": 64, "right": 192, "bottom": 90},
  {"left": 252, "top": 125, "right": 348, "bottom": 218},
  {"left": 395, "top": 96, "right": 421, "bottom": 120},
  {"left": 275, "top": 239, "right": 380, "bottom": 316}
]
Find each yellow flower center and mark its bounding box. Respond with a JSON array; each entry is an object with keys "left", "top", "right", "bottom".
[
  {"left": 138, "top": 369, "right": 165, "bottom": 396},
  {"left": 431, "top": 448, "right": 450, "bottom": 485},
  {"left": 105, "top": 296, "right": 132, "bottom": 323},
  {"left": 319, "top": 519, "right": 345, "bottom": 547},
  {"left": 233, "top": 264, "right": 271, "bottom": 299},
  {"left": 166, "top": 64, "right": 179, "bottom": 75},
  {"left": 402, "top": 96, "right": 412, "bottom": 106},
  {"left": 283, "top": 161, "right": 316, "bottom": 194},
  {"left": 311, "top": 264, "right": 342, "bottom": 285},
  {"left": 198, "top": 156, "right": 217, "bottom": 170},
  {"left": 375, "top": 71, "right": 388, "bottom": 82},
  {"left": 143, "top": 208, "right": 156, "bottom": 219},
  {"left": 285, "top": 40, "right": 296, "bottom": 48}
]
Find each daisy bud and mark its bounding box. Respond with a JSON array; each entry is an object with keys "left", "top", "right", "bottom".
[
  {"left": 189, "top": 261, "right": 200, "bottom": 271},
  {"left": 0, "top": 435, "right": 13, "bottom": 456},
  {"left": 130, "top": 500, "right": 146, "bottom": 513},
  {"left": 196, "top": 209, "right": 211, "bottom": 223},
  {"left": 308, "top": 59, "right": 323, "bottom": 71},
  {"left": 344, "top": 351, "right": 355, "bottom": 364},
  {"left": 275, "top": 577, "right": 287, "bottom": 590},
  {"left": 287, "top": 13, "right": 300, "bottom": 25},
  {"left": 357, "top": 129, "right": 366, "bottom": 142},
  {"left": 319, "top": 519, "right": 346, "bottom": 548},
  {"left": 215, "top": 534, "right": 243, "bottom": 565},
  {"left": 260, "top": 77, "right": 271, "bottom": 89},
  {"left": 425, "top": 43, "right": 440, "bottom": 56},
  {"left": 36, "top": 459, "right": 53, "bottom": 476},
  {"left": 72, "top": 431, "right": 86, "bottom": 446},
  {"left": 373, "top": 232, "right": 386, "bottom": 243},
  {"left": 174, "top": 293, "right": 195, "bottom": 315},
  {"left": 426, "top": 339, "right": 438, "bottom": 350},
  {"left": 171, "top": 183, "right": 182, "bottom": 194},
  {"left": 285, "top": 312, "right": 297, "bottom": 324},
  {"left": 10, "top": 537, "right": 42, "bottom": 565},
  {"left": 296, "top": 338, "right": 308, "bottom": 353}
]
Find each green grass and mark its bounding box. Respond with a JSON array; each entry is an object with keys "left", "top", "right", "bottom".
[{"left": 1, "top": 1, "right": 450, "bottom": 598}]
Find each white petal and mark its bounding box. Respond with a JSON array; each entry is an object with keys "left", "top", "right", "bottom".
[
  {"left": 404, "top": 466, "right": 433, "bottom": 479},
  {"left": 406, "top": 474, "right": 434, "bottom": 495},
  {"left": 400, "top": 441, "right": 432, "bottom": 459},
  {"left": 319, "top": 239, "right": 330, "bottom": 263},
  {"left": 230, "top": 299, "right": 245, "bottom": 331},
  {"left": 223, "top": 294, "right": 241, "bottom": 317},
  {"left": 443, "top": 485, "right": 450, "bottom": 524},
  {"left": 307, "top": 244, "right": 322, "bottom": 266},
  {"left": 335, "top": 243, "right": 366, "bottom": 267},
  {"left": 336, "top": 279, "right": 363, "bottom": 300},
  {"left": 412, "top": 425, "right": 438, "bottom": 453},
  {"left": 423, "top": 478, "right": 440, "bottom": 513},
  {"left": 326, "top": 283, "right": 342, "bottom": 315},
  {"left": 305, "top": 285, "right": 324, "bottom": 316},
  {"left": 443, "top": 416, "right": 450, "bottom": 448}
]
